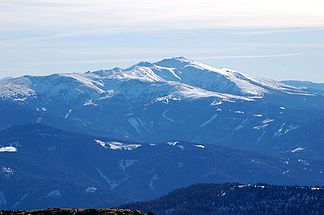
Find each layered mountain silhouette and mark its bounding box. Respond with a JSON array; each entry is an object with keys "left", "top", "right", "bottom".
[
  {"left": 1, "top": 124, "right": 324, "bottom": 210},
  {"left": 0, "top": 57, "right": 324, "bottom": 209}
]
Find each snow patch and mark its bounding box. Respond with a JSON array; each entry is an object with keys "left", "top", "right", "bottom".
[
  {"left": 311, "top": 187, "right": 321, "bottom": 191},
  {"left": 14, "top": 97, "right": 27, "bottom": 102},
  {"left": 2, "top": 167, "right": 14, "bottom": 177},
  {"left": 195, "top": 144, "right": 205, "bottom": 149},
  {"left": 254, "top": 114, "right": 263, "bottom": 117},
  {"left": 253, "top": 119, "right": 274, "bottom": 130},
  {"left": 262, "top": 119, "right": 274, "bottom": 124},
  {"left": 298, "top": 159, "right": 310, "bottom": 166},
  {"left": 253, "top": 124, "right": 269, "bottom": 130},
  {"left": 37, "top": 107, "right": 47, "bottom": 112},
  {"left": 285, "top": 124, "right": 300, "bottom": 133},
  {"left": 95, "top": 140, "right": 141, "bottom": 150},
  {"left": 167, "top": 141, "right": 178, "bottom": 146},
  {"left": 291, "top": 147, "right": 304, "bottom": 153},
  {"left": 0, "top": 78, "right": 36, "bottom": 100},
  {"left": 83, "top": 100, "right": 97, "bottom": 106},
  {"left": 274, "top": 123, "right": 300, "bottom": 137},
  {"left": 211, "top": 100, "right": 222, "bottom": 106},
  {"left": 85, "top": 187, "right": 97, "bottom": 193},
  {"left": 220, "top": 191, "right": 226, "bottom": 197},
  {"left": 65, "top": 109, "right": 72, "bottom": 119},
  {"left": 154, "top": 96, "right": 182, "bottom": 104},
  {"left": 283, "top": 170, "right": 290, "bottom": 175},
  {"left": 0, "top": 146, "right": 17, "bottom": 152},
  {"left": 177, "top": 145, "right": 185, "bottom": 150}
]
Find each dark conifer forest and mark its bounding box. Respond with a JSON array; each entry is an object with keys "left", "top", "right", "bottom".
[{"left": 123, "top": 183, "right": 324, "bottom": 215}]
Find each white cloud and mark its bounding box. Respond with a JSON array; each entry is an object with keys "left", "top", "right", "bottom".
[
  {"left": 1, "top": 0, "right": 324, "bottom": 33},
  {"left": 0, "top": 0, "right": 323, "bottom": 81}
]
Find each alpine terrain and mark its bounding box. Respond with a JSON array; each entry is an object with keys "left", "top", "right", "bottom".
[{"left": 0, "top": 57, "right": 324, "bottom": 210}]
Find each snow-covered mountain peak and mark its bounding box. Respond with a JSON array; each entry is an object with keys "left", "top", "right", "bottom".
[
  {"left": 146, "top": 58, "right": 307, "bottom": 96},
  {"left": 136, "top": 58, "right": 268, "bottom": 96},
  {"left": 0, "top": 57, "right": 312, "bottom": 104},
  {"left": 87, "top": 56, "right": 304, "bottom": 97},
  {"left": 155, "top": 56, "right": 194, "bottom": 69}
]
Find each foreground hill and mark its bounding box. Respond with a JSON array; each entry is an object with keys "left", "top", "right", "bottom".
[
  {"left": 123, "top": 183, "right": 324, "bottom": 215},
  {"left": 0, "top": 208, "right": 147, "bottom": 215},
  {"left": 1, "top": 124, "right": 323, "bottom": 210}
]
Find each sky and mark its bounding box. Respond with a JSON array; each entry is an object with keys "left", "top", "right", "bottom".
[{"left": 1, "top": 0, "right": 324, "bottom": 82}]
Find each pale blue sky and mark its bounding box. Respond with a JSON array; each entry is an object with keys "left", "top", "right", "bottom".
[{"left": 1, "top": 0, "right": 324, "bottom": 82}]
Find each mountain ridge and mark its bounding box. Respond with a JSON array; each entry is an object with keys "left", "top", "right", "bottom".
[
  {"left": 1, "top": 124, "right": 324, "bottom": 210},
  {"left": 1, "top": 57, "right": 324, "bottom": 210},
  {"left": 0, "top": 57, "right": 323, "bottom": 158},
  {"left": 0, "top": 57, "right": 313, "bottom": 102}
]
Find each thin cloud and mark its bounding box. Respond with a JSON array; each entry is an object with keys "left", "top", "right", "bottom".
[
  {"left": 31, "top": 53, "right": 301, "bottom": 65},
  {"left": 197, "top": 53, "right": 302, "bottom": 60},
  {"left": 32, "top": 58, "right": 152, "bottom": 65},
  {"left": 1, "top": 0, "right": 324, "bottom": 32}
]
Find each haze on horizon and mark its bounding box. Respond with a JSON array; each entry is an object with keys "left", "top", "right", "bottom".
[{"left": 1, "top": 0, "right": 324, "bottom": 82}]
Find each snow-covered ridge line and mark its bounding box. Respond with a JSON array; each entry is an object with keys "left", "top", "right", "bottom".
[
  {"left": 0, "top": 57, "right": 312, "bottom": 102},
  {"left": 98, "top": 56, "right": 310, "bottom": 96}
]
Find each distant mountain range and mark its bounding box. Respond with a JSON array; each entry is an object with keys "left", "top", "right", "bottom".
[
  {"left": 123, "top": 183, "right": 324, "bottom": 215},
  {"left": 0, "top": 57, "right": 324, "bottom": 210}
]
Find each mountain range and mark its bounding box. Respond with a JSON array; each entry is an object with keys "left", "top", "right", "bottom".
[{"left": 0, "top": 57, "right": 324, "bottom": 209}]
